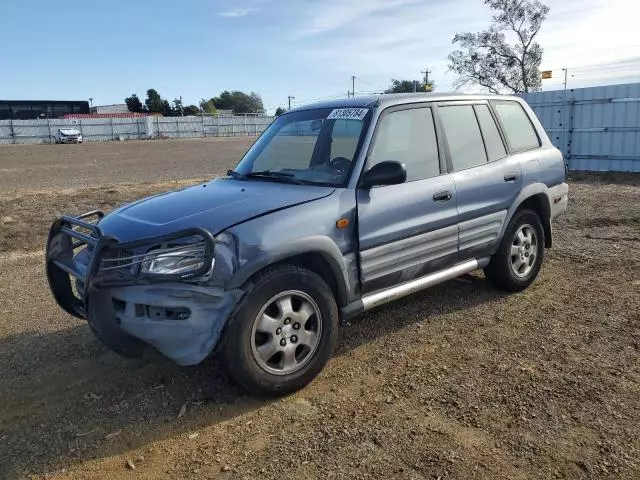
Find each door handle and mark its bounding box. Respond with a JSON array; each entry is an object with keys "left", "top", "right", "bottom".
[
  {"left": 433, "top": 190, "right": 452, "bottom": 202},
  {"left": 504, "top": 173, "right": 519, "bottom": 182}
]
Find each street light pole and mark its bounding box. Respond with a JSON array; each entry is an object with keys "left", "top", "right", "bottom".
[
  {"left": 89, "top": 97, "right": 93, "bottom": 112},
  {"left": 288, "top": 96, "right": 295, "bottom": 110},
  {"left": 351, "top": 76, "right": 356, "bottom": 97}
]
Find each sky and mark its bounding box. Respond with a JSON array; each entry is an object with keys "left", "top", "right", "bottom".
[{"left": 1, "top": 0, "right": 639, "bottom": 114}]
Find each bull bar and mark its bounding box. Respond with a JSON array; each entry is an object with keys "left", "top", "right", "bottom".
[{"left": 45, "top": 210, "right": 216, "bottom": 320}]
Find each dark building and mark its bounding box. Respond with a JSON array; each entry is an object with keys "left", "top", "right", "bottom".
[{"left": 0, "top": 100, "right": 90, "bottom": 120}]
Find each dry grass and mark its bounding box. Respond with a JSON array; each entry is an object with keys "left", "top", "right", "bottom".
[
  {"left": 0, "top": 179, "right": 207, "bottom": 253},
  {"left": 1, "top": 137, "right": 639, "bottom": 479}
]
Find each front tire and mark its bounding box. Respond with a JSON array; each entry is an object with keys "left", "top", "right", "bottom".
[
  {"left": 221, "top": 264, "right": 338, "bottom": 396},
  {"left": 484, "top": 209, "right": 545, "bottom": 292}
]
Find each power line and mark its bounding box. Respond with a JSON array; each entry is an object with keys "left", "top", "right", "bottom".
[
  {"left": 290, "top": 93, "right": 346, "bottom": 106},
  {"left": 353, "top": 76, "right": 386, "bottom": 91},
  {"left": 542, "top": 58, "right": 640, "bottom": 72}
]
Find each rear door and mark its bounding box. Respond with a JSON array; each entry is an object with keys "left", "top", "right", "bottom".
[
  {"left": 357, "top": 104, "right": 459, "bottom": 294},
  {"left": 436, "top": 101, "right": 523, "bottom": 260}
]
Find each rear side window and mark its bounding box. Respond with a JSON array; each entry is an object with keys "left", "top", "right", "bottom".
[
  {"left": 438, "top": 105, "right": 487, "bottom": 171},
  {"left": 368, "top": 107, "right": 440, "bottom": 182},
  {"left": 492, "top": 101, "right": 540, "bottom": 152},
  {"left": 474, "top": 105, "right": 507, "bottom": 161}
]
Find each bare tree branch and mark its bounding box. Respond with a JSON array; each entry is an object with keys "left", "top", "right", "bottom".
[{"left": 448, "top": 0, "right": 549, "bottom": 94}]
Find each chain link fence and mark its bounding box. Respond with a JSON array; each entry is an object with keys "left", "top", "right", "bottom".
[{"left": 0, "top": 114, "right": 275, "bottom": 145}]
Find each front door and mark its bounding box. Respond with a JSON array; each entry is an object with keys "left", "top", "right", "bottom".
[{"left": 357, "top": 105, "right": 459, "bottom": 294}]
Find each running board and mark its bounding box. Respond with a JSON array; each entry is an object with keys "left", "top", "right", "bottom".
[{"left": 341, "top": 258, "right": 487, "bottom": 317}]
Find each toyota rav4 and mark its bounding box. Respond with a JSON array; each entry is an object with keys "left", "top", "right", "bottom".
[{"left": 46, "top": 93, "right": 568, "bottom": 396}]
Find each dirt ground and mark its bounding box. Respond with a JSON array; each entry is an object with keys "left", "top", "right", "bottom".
[
  {"left": 1, "top": 140, "right": 639, "bottom": 479},
  {"left": 0, "top": 137, "right": 254, "bottom": 191}
]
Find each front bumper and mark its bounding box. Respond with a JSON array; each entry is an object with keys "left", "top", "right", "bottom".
[
  {"left": 59, "top": 136, "right": 82, "bottom": 143},
  {"left": 45, "top": 211, "right": 241, "bottom": 365}
]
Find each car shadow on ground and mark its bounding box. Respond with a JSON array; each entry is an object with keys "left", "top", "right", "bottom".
[{"left": 0, "top": 273, "right": 507, "bottom": 478}]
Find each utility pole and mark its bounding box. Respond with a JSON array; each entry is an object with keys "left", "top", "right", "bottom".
[
  {"left": 351, "top": 75, "right": 356, "bottom": 97},
  {"left": 421, "top": 68, "right": 432, "bottom": 90},
  {"left": 288, "top": 96, "right": 295, "bottom": 110},
  {"left": 561, "top": 68, "right": 570, "bottom": 163}
]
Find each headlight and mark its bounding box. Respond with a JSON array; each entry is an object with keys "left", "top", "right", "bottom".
[{"left": 140, "top": 244, "right": 212, "bottom": 275}]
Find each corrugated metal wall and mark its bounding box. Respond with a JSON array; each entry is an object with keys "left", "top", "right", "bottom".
[
  {"left": 0, "top": 114, "right": 274, "bottom": 145},
  {"left": 522, "top": 83, "right": 640, "bottom": 172}
]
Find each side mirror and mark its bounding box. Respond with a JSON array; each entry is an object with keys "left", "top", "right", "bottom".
[{"left": 359, "top": 161, "right": 407, "bottom": 189}]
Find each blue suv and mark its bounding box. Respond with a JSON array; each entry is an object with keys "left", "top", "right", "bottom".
[{"left": 46, "top": 93, "right": 568, "bottom": 396}]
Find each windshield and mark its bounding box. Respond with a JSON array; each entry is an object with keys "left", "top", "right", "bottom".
[{"left": 232, "top": 107, "right": 371, "bottom": 186}]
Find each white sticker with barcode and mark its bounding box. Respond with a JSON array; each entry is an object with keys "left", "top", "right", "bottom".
[{"left": 327, "top": 108, "right": 369, "bottom": 120}]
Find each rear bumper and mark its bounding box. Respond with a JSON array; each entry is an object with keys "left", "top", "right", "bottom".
[
  {"left": 549, "top": 182, "right": 569, "bottom": 221},
  {"left": 45, "top": 211, "right": 240, "bottom": 365}
]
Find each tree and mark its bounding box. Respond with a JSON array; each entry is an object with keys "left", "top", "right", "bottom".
[
  {"left": 173, "top": 98, "right": 183, "bottom": 116},
  {"left": 384, "top": 79, "right": 435, "bottom": 94},
  {"left": 161, "top": 100, "right": 174, "bottom": 116},
  {"left": 145, "top": 89, "right": 164, "bottom": 113},
  {"left": 199, "top": 98, "right": 217, "bottom": 114},
  {"left": 274, "top": 106, "right": 286, "bottom": 116},
  {"left": 183, "top": 105, "right": 200, "bottom": 115},
  {"left": 448, "top": 0, "right": 549, "bottom": 94},
  {"left": 212, "top": 90, "right": 265, "bottom": 114},
  {"left": 125, "top": 94, "right": 144, "bottom": 113}
]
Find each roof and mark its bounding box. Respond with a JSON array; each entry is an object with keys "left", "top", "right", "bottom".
[
  {"left": 0, "top": 99, "right": 89, "bottom": 105},
  {"left": 91, "top": 104, "right": 130, "bottom": 114},
  {"left": 64, "top": 113, "right": 148, "bottom": 119},
  {"left": 288, "top": 92, "right": 516, "bottom": 113}
]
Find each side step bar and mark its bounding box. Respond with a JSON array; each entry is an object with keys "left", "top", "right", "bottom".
[{"left": 342, "top": 258, "right": 489, "bottom": 317}]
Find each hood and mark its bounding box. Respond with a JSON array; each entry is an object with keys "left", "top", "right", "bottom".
[
  {"left": 98, "top": 178, "right": 335, "bottom": 242},
  {"left": 59, "top": 129, "right": 81, "bottom": 136}
]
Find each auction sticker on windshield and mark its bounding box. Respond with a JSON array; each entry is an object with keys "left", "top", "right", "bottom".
[{"left": 327, "top": 108, "right": 369, "bottom": 120}]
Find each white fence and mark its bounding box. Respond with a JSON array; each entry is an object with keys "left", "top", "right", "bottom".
[{"left": 0, "top": 114, "right": 275, "bottom": 145}]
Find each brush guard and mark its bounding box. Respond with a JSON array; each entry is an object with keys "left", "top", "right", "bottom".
[{"left": 45, "top": 210, "right": 216, "bottom": 319}]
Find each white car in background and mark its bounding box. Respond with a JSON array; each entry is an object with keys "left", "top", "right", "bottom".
[{"left": 55, "top": 128, "right": 83, "bottom": 144}]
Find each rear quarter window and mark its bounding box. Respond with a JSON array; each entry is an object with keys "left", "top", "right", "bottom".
[{"left": 492, "top": 101, "right": 540, "bottom": 152}]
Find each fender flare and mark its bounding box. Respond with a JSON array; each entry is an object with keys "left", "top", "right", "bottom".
[
  {"left": 500, "top": 183, "right": 552, "bottom": 247},
  {"left": 227, "top": 236, "right": 351, "bottom": 306}
]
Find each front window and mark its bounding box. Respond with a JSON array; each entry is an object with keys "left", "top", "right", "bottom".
[{"left": 233, "top": 107, "right": 371, "bottom": 186}]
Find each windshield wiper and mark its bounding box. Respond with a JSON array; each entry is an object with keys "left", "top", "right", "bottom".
[
  {"left": 227, "top": 169, "right": 246, "bottom": 180},
  {"left": 244, "top": 170, "right": 303, "bottom": 184}
]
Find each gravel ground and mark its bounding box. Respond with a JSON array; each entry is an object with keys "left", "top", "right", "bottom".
[
  {"left": 0, "top": 140, "right": 639, "bottom": 479},
  {"left": 0, "top": 137, "right": 254, "bottom": 191}
]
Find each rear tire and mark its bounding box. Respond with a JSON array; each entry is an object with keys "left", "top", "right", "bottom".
[
  {"left": 221, "top": 264, "right": 338, "bottom": 397},
  {"left": 484, "top": 209, "right": 545, "bottom": 292}
]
